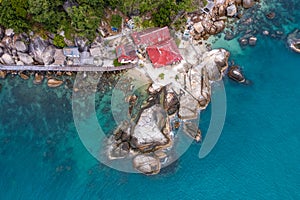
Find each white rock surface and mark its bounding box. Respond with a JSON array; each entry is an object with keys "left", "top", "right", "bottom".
[
  {"left": 18, "top": 53, "right": 34, "bottom": 65},
  {"left": 1, "top": 53, "right": 15, "bottom": 65},
  {"left": 133, "top": 105, "right": 168, "bottom": 148},
  {"left": 15, "top": 41, "right": 28, "bottom": 53},
  {"left": 227, "top": 4, "right": 237, "bottom": 17},
  {"left": 5, "top": 29, "right": 14, "bottom": 37},
  {"left": 133, "top": 154, "right": 160, "bottom": 175}
]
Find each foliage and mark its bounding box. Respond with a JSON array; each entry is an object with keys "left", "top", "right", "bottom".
[
  {"left": 53, "top": 35, "right": 66, "bottom": 48},
  {"left": 111, "top": 14, "right": 122, "bottom": 29},
  {"left": 67, "top": 5, "right": 101, "bottom": 41},
  {"left": 153, "top": 0, "right": 178, "bottom": 27},
  {"left": 0, "top": 0, "right": 29, "bottom": 32},
  {"left": 0, "top": 0, "right": 202, "bottom": 41},
  {"left": 113, "top": 59, "right": 122, "bottom": 67},
  {"left": 142, "top": 20, "right": 154, "bottom": 28},
  {"left": 159, "top": 73, "right": 165, "bottom": 80}
]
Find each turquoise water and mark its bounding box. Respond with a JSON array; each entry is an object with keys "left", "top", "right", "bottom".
[{"left": 1, "top": 1, "right": 300, "bottom": 199}]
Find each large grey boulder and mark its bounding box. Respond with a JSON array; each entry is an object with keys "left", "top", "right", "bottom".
[
  {"left": 201, "top": 49, "right": 230, "bottom": 81},
  {"left": 29, "top": 37, "right": 48, "bottom": 64},
  {"left": 132, "top": 105, "right": 169, "bottom": 152},
  {"left": 0, "top": 47, "right": 3, "bottom": 57},
  {"left": 133, "top": 154, "right": 161, "bottom": 175},
  {"left": 227, "top": 4, "right": 237, "bottom": 17},
  {"left": 42, "top": 45, "right": 55, "bottom": 65},
  {"left": 15, "top": 41, "right": 28, "bottom": 53},
  {"left": 1, "top": 53, "right": 15, "bottom": 65},
  {"left": 18, "top": 52, "right": 34, "bottom": 65},
  {"left": 74, "top": 37, "right": 89, "bottom": 52}
]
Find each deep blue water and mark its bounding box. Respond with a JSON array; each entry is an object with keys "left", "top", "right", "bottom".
[{"left": 1, "top": 1, "right": 300, "bottom": 199}]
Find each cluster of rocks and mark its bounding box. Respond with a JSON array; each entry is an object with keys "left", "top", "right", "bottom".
[
  {"left": 175, "top": 48, "right": 230, "bottom": 121},
  {"left": 107, "top": 47, "right": 230, "bottom": 175},
  {"left": 0, "top": 28, "right": 55, "bottom": 66},
  {"left": 107, "top": 81, "right": 181, "bottom": 175},
  {"left": 187, "top": 0, "right": 258, "bottom": 40},
  {"left": 0, "top": 26, "right": 116, "bottom": 68},
  {"left": 223, "top": 0, "right": 294, "bottom": 47},
  {"left": 0, "top": 68, "right": 75, "bottom": 89}
]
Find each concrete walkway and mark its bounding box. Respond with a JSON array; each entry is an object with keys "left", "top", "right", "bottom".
[{"left": 0, "top": 64, "right": 135, "bottom": 72}]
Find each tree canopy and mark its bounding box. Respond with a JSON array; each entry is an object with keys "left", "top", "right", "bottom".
[{"left": 0, "top": 0, "right": 204, "bottom": 40}]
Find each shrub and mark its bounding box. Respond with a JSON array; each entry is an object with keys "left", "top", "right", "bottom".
[
  {"left": 111, "top": 14, "right": 122, "bottom": 29},
  {"left": 113, "top": 59, "right": 122, "bottom": 67},
  {"left": 159, "top": 73, "right": 165, "bottom": 80},
  {"left": 53, "top": 35, "right": 66, "bottom": 48}
]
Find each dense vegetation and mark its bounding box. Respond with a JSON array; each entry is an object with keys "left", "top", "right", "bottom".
[{"left": 0, "top": 0, "right": 206, "bottom": 41}]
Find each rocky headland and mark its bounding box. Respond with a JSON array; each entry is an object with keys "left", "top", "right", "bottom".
[
  {"left": 106, "top": 45, "right": 230, "bottom": 175},
  {"left": 0, "top": 0, "right": 264, "bottom": 175}
]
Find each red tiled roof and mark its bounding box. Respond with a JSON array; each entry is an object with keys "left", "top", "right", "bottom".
[
  {"left": 131, "top": 26, "right": 171, "bottom": 46},
  {"left": 116, "top": 44, "right": 137, "bottom": 63},
  {"left": 146, "top": 39, "right": 183, "bottom": 68}
]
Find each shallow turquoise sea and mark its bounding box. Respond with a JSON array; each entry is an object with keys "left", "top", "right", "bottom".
[{"left": 1, "top": 1, "right": 300, "bottom": 199}]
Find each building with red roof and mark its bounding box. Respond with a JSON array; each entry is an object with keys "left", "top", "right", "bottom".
[
  {"left": 146, "top": 39, "right": 183, "bottom": 68},
  {"left": 116, "top": 44, "right": 137, "bottom": 64},
  {"left": 131, "top": 26, "right": 183, "bottom": 68},
  {"left": 131, "top": 27, "right": 171, "bottom": 47}
]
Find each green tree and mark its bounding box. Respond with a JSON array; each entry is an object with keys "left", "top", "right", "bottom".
[
  {"left": 153, "top": 0, "right": 178, "bottom": 27},
  {"left": 111, "top": 14, "right": 122, "bottom": 28},
  {"left": 0, "top": 0, "right": 29, "bottom": 32},
  {"left": 67, "top": 5, "right": 100, "bottom": 40},
  {"left": 53, "top": 35, "right": 66, "bottom": 48},
  {"left": 28, "top": 0, "right": 66, "bottom": 32}
]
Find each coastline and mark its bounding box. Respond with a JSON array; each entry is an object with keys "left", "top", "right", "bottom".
[
  {"left": 1, "top": 0, "right": 289, "bottom": 175},
  {"left": 0, "top": 0, "right": 255, "bottom": 175}
]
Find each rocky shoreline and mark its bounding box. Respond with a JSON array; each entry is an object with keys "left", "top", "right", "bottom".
[
  {"left": 106, "top": 46, "right": 230, "bottom": 175},
  {"left": 0, "top": 0, "right": 267, "bottom": 175}
]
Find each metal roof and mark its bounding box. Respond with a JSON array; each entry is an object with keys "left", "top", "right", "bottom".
[{"left": 63, "top": 47, "right": 80, "bottom": 57}]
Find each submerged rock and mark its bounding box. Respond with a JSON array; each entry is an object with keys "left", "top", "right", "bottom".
[
  {"left": 0, "top": 70, "right": 6, "bottom": 79},
  {"left": 249, "top": 36, "right": 257, "bottom": 46},
  {"left": 266, "top": 12, "right": 276, "bottom": 20},
  {"left": 228, "top": 66, "right": 246, "bottom": 83},
  {"left": 242, "top": 0, "right": 255, "bottom": 9},
  {"left": 133, "top": 154, "right": 161, "bottom": 175},
  {"left": 34, "top": 73, "right": 44, "bottom": 84},
  {"left": 47, "top": 78, "right": 63, "bottom": 88},
  {"left": 19, "top": 72, "right": 29, "bottom": 80}
]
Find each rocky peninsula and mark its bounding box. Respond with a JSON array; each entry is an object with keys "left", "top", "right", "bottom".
[{"left": 0, "top": 0, "right": 263, "bottom": 175}]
